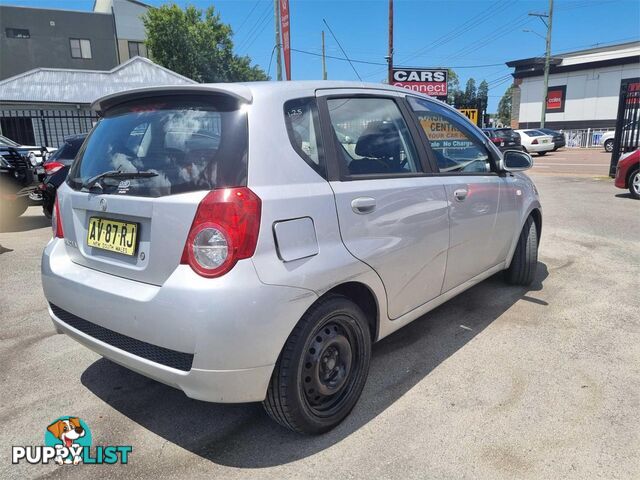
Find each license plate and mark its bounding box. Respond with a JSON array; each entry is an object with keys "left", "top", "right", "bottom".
[{"left": 87, "top": 217, "right": 138, "bottom": 256}]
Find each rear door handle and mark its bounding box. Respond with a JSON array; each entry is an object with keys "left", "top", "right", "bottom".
[
  {"left": 453, "top": 188, "right": 468, "bottom": 201},
  {"left": 351, "top": 197, "right": 376, "bottom": 214}
]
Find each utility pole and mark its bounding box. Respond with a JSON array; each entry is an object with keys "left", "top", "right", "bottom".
[
  {"left": 321, "top": 30, "right": 327, "bottom": 80},
  {"left": 274, "top": 0, "right": 282, "bottom": 81},
  {"left": 387, "top": 0, "right": 393, "bottom": 84},
  {"left": 529, "top": 0, "right": 554, "bottom": 127}
]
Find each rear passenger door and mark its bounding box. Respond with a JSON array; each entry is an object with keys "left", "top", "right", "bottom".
[
  {"left": 317, "top": 91, "right": 449, "bottom": 320},
  {"left": 406, "top": 97, "right": 518, "bottom": 292}
]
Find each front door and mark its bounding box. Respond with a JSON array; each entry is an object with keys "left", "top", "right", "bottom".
[
  {"left": 406, "top": 96, "right": 516, "bottom": 292},
  {"left": 318, "top": 93, "right": 449, "bottom": 319}
]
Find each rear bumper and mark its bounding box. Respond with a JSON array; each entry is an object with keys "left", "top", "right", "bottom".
[
  {"left": 614, "top": 166, "right": 628, "bottom": 189},
  {"left": 527, "top": 143, "right": 554, "bottom": 153},
  {"left": 42, "top": 238, "right": 317, "bottom": 403}
]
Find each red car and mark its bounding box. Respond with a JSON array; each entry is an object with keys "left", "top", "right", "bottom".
[{"left": 615, "top": 149, "right": 640, "bottom": 199}]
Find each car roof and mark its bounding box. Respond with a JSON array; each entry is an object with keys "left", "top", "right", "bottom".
[{"left": 91, "top": 80, "right": 446, "bottom": 112}]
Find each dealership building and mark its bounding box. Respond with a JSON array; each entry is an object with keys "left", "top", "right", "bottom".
[{"left": 507, "top": 41, "right": 640, "bottom": 130}]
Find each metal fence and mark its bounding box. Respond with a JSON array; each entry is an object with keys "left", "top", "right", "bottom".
[
  {"left": 561, "top": 128, "right": 615, "bottom": 149},
  {"left": 0, "top": 109, "right": 98, "bottom": 148}
]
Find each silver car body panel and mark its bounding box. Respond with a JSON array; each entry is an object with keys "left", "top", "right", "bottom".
[{"left": 42, "top": 81, "right": 541, "bottom": 403}]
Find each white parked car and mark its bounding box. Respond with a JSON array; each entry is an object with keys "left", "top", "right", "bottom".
[{"left": 515, "top": 129, "right": 555, "bottom": 156}]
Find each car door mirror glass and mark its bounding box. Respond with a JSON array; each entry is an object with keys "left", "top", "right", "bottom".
[{"left": 503, "top": 150, "right": 533, "bottom": 172}]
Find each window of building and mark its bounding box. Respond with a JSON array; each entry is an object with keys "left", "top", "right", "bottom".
[
  {"left": 128, "top": 41, "right": 145, "bottom": 58},
  {"left": 70, "top": 38, "right": 92, "bottom": 59},
  {"left": 6, "top": 28, "right": 30, "bottom": 39}
]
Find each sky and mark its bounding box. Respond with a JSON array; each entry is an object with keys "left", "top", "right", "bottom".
[{"left": 2, "top": 0, "right": 639, "bottom": 111}]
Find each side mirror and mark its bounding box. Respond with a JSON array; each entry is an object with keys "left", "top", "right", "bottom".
[{"left": 502, "top": 150, "right": 533, "bottom": 172}]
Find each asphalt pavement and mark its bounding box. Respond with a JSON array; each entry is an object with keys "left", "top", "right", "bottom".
[{"left": 1, "top": 156, "right": 638, "bottom": 479}]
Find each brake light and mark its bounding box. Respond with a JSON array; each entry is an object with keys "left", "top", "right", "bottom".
[
  {"left": 44, "top": 161, "right": 65, "bottom": 174},
  {"left": 52, "top": 195, "right": 64, "bottom": 238},
  {"left": 181, "top": 187, "right": 261, "bottom": 278},
  {"left": 489, "top": 137, "right": 502, "bottom": 144},
  {"left": 531, "top": 138, "right": 538, "bottom": 144}
]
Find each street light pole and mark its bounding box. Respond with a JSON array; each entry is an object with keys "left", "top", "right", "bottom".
[
  {"left": 387, "top": 0, "right": 393, "bottom": 85},
  {"left": 529, "top": 0, "right": 554, "bottom": 128}
]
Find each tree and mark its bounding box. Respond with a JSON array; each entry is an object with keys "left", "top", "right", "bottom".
[
  {"left": 447, "top": 69, "right": 460, "bottom": 105},
  {"left": 477, "top": 80, "right": 489, "bottom": 113},
  {"left": 143, "top": 4, "right": 268, "bottom": 83},
  {"left": 463, "top": 78, "right": 477, "bottom": 108},
  {"left": 497, "top": 85, "right": 514, "bottom": 126}
]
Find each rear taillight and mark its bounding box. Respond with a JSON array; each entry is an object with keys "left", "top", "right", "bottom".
[
  {"left": 532, "top": 138, "right": 539, "bottom": 144},
  {"left": 44, "top": 161, "right": 65, "bottom": 174},
  {"left": 489, "top": 137, "right": 502, "bottom": 144},
  {"left": 52, "top": 195, "right": 64, "bottom": 238},
  {"left": 181, "top": 187, "right": 261, "bottom": 278}
]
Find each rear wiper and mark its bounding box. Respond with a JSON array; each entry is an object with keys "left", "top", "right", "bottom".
[{"left": 81, "top": 170, "right": 158, "bottom": 191}]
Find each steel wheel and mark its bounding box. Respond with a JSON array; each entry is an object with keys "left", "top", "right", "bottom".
[
  {"left": 264, "top": 294, "right": 371, "bottom": 434},
  {"left": 301, "top": 317, "right": 361, "bottom": 417}
]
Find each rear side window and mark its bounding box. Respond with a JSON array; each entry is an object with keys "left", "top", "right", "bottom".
[
  {"left": 67, "top": 95, "right": 248, "bottom": 197},
  {"left": 284, "top": 97, "right": 325, "bottom": 177}
]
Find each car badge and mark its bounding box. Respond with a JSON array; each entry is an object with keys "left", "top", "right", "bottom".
[{"left": 99, "top": 198, "right": 107, "bottom": 212}]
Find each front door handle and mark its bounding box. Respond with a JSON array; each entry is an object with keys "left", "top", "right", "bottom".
[
  {"left": 351, "top": 196, "right": 376, "bottom": 214},
  {"left": 453, "top": 188, "right": 468, "bottom": 201}
]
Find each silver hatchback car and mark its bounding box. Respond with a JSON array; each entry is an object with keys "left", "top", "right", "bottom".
[{"left": 42, "top": 81, "right": 541, "bottom": 434}]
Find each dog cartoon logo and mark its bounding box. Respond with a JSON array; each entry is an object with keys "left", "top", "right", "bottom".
[{"left": 45, "top": 417, "right": 91, "bottom": 465}]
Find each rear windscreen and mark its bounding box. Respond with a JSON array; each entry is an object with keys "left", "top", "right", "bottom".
[
  {"left": 524, "top": 130, "right": 545, "bottom": 137},
  {"left": 67, "top": 95, "right": 248, "bottom": 197}
]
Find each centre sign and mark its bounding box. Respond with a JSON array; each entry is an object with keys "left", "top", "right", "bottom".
[{"left": 392, "top": 68, "right": 448, "bottom": 100}]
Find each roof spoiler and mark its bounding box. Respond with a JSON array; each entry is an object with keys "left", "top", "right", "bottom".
[{"left": 91, "top": 84, "right": 253, "bottom": 113}]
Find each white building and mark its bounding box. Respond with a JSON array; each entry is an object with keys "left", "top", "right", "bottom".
[
  {"left": 507, "top": 41, "right": 640, "bottom": 129},
  {"left": 93, "top": 0, "right": 150, "bottom": 63}
]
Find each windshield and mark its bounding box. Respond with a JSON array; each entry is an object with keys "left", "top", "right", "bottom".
[
  {"left": 67, "top": 95, "right": 248, "bottom": 197},
  {"left": 0, "top": 135, "right": 19, "bottom": 147}
]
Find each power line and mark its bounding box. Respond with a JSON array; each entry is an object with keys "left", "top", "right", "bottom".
[
  {"left": 234, "top": 0, "right": 262, "bottom": 36},
  {"left": 322, "top": 19, "right": 362, "bottom": 81},
  {"left": 236, "top": 1, "right": 271, "bottom": 53}
]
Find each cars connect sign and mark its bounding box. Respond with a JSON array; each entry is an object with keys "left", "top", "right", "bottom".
[{"left": 392, "top": 68, "right": 448, "bottom": 99}]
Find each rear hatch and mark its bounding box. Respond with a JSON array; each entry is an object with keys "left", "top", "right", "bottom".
[
  {"left": 61, "top": 93, "right": 248, "bottom": 286},
  {"left": 495, "top": 128, "right": 521, "bottom": 147}
]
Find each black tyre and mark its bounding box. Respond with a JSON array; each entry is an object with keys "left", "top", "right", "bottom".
[
  {"left": 264, "top": 294, "right": 371, "bottom": 435},
  {"left": 505, "top": 216, "right": 538, "bottom": 286},
  {"left": 628, "top": 167, "right": 640, "bottom": 200},
  {"left": 537, "top": 151, "right": 547, "bottom": 156},
  {"left": 604, "top": 139, "right": 614, "bottom": 152}
]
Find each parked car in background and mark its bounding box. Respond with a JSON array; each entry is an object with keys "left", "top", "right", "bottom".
[
  {"left": 601, "top": 131, "right": 615, "bottom": 152},
  {"left": 515, "top": 129, "right": 555, "bottom": 156},
  {"left": 0, "top": 134, "right": 54, "bottom": 167},
  {"left": 42, "top": 82, "right": 542, "bottom": 435},
  {"left": 482, "top": 128, "right": 523, "bottom": 152},
  {"left": 602, "top": 120, "right": 639, "bottom": 153},
  {"left": 0, "top": 135, "right": 53, "bottom": 225},
  {"left": 614, "top": 149, "right": 639, "bottom": 199},
  {"left": 39, "top": 134, "right": 87, "bottom": 218},
  {"left": 538, "top": 128, "right": 565, "bottom": 151}
]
